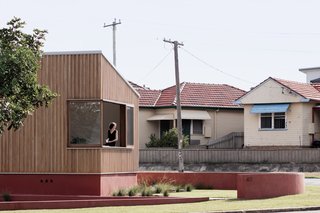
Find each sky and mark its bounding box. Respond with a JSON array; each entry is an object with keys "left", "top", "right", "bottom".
[{"left": 2, "top": 0, "right": 320, "bottom": 91}]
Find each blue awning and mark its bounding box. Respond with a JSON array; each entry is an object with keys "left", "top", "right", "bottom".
[{"left": 251, "top": 104, "right": 290, "bottom": 113}]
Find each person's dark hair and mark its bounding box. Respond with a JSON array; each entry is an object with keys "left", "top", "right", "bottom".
[{"left": 109, "top": 122, "right": 115, "bottom": 129}]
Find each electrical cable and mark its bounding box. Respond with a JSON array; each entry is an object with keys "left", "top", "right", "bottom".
[
  {"left": 181, "top": 47, "right": 256, "bottom": 85},
  {"left": 137, "top": 48, "right": 173, "bottom": 84}
]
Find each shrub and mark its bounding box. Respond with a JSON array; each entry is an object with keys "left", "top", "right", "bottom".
[
  {"left": 154, "top": 185, "right": 163, "bottom": 194},
  {"left": 175, "top": 185, "right": 183, "bottom": 192},
  {"left": 163, "top": 190, "right": 169, "bottom": 197},
  {"left": 185, "top": 184, "right": 194, "bottom": 192},
  {"left": 145, "top": 128, "right": 189, "bottom": 148},
  {"left": 128, "top": 186, "right": 139, "bottom": 196},
  {"left": 112, "top": 188, "right": 126, "bottom": 196},
  {"left": 141, "top": 187, "right": 153, "bottom": 196}
]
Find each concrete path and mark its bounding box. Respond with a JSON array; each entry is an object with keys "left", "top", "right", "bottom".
[{"left": 305, "top": 178, "right": 320, "bottom": 186}]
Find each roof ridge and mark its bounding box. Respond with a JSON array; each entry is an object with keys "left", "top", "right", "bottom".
[
  {"left": 272, "top": 77, "right": 309, "bottom": 85},
  {"left": 172, "top": 82, "right": 187, "bottom": 106},
  {"left": 153, "top": 90, "right": 163, "bottom": 106}
]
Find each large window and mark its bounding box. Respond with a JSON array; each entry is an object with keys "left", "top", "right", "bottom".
[
  {"left": 69, "top": 101, "right": 101, "bottom": 146},
  {"left": 68, "top": 100, "right": 134, "bottom": 147},
  {"left": 260, "top": 112, "right": 286, "bottom": 130}
]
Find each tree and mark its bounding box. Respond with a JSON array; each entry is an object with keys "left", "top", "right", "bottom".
[{"left": 0, "top": 17, "right": 57, "bottom": 134}]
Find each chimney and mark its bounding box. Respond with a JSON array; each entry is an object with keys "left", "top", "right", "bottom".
[{"left": 299, "top": 67, "right": 320, "bottom": 83}]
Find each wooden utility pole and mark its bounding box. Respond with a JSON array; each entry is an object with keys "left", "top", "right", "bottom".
[
  {"left": 163, "top": 38, "right": 184, "bottom": 172},
  {"left": 103, "top": 18, "right": 121, "bottom": 66}
]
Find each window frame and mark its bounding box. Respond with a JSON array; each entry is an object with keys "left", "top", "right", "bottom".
[
  {"left": 259, "top": 112, "right": 287, "bottom": 130},
  {"left": 192, "top": 120, "right": 203, "bottom": 135},
  {"left": 67, "top": 99, "right": 134, "bottom": 148}
]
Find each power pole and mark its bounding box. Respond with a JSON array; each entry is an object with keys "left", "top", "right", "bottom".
[
  {"left": 103, "top": 18, "right": 121, "bottom": 66},
  {"left": 163, "top": 38, "right": 184, "bottom": 172}
]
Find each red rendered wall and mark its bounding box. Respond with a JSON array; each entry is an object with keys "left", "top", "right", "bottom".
[
  {"left": 0, "top": 173, "right": 137, "bottom": 196},
  {"left": 237, "top": 173, "right": 305, "bottom": 199},
  {"left": 137, "top": 172, "right": 305, "bottom": 199},
  {"left": 137, "top": 172, "right": 238, "bottom": 190}
]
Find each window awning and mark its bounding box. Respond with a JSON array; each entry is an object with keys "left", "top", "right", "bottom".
[
  {"left": 147, "top": 110, "right": 211, "bottom": 121},
  {"left": 250, "top": 104, "right": 290, "bottom": 114},
  {"left": 178, "top": 110, "right": 211, "bottom": 120},
  {"left": 147, "top": 114, "right": 174, "bottom": 121}
]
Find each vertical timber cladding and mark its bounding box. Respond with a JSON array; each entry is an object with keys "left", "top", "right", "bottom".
[
  {"left": 100, "top": 55, "right": 140, "bottom": 173},
  {"left": 37, "top": 53, "right": 102, "bottom": 173},
  {"left": 0, "top": 52, "right": 139, "bottom": 174},
  {"left": 0, "top": 53, "right": 102, "bottom": 173}
]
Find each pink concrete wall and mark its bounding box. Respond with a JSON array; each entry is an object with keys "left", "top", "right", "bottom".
[
  {"left": 237, "top": 173, "right": 305, "bottom": 199},
  {"left": 100, "top": 173, "right": 137, "bottom": 196}
]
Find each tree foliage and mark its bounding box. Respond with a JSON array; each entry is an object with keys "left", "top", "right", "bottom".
[{"left": 0, "top": 17, "right": 57, "bottom": 134}]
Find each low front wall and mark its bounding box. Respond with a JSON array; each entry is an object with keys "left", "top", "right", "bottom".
[
  {"left": 137, "top": 172, "right": 238, "bottom": 190},
  {"left": 237, "top": 173, "right": 305, "bottom": 199},
  {"left": 0, "top": 173, "right": 137, "bottom": 196},
  {"left": 138, "top": 172, "right": 304, "bottom": 199}
]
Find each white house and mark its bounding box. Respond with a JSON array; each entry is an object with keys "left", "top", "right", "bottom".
[{"left": 237, "top": 68, "right": 320, "bottom": 147}]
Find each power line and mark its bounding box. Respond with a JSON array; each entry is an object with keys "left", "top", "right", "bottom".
[
  {"left": 137, "top": 48, "right": 173, "bottom": 84},
  {"left": 181, "top": 47, "right": 256, "bottom": 85}
]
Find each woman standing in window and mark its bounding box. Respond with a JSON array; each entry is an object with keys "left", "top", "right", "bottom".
[{"left": 105, "top": 122, "right": 118, "bottom": 146}]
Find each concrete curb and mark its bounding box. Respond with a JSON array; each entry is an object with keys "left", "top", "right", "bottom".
[{"left": 208, "top": 206, "right": 320, "bottom": 212}]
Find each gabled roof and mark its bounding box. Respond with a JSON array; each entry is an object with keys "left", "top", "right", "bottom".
[
  {"left": 237, "top": 77, "right": 320, "bottom": 103},
  {"left": 133, "top": 82, "right": 246, "bottom": 108},
  {"left": 272, "top": 78, "right": 320, "bottom": 101}
]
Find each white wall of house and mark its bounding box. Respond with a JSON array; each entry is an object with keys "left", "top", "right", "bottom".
[
  {"left": 240, "top": 78, "right": 318, "bottom": 147},
  {"left": 243, "top": 101, "right": 315, "bottom": 147},
  {"left": 240, "top": 79, "right": 303, "bottom": 104},
  {"left": 139, "top": 108, "right": 159, "bottom": 148}
]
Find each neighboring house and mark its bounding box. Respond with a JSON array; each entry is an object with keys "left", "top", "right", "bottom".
[
  {"left": 236, "top": 67, "right": 320, "bottom": 147},
  {"left": 0, "top": 51, "right": 139, "bottom": 196},
  {"left": 133, "top": 82, "right": 246, "bottom": 148}
]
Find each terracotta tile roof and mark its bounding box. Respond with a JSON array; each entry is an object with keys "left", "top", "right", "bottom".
[
  {"left": 272, "top": 78, "right": 320, "bottom": 101},
  {"left": 179, "top": 83, "right": 246, "bottom": 108},
  {"left": 135, "top": 82, "right": 246, "bottom": 108},
  {"left": 136, "top": 89, "right": 161, "bottom": 107},
  {"left": 155, "top": 85, "right": 178, "bottom": 107}
]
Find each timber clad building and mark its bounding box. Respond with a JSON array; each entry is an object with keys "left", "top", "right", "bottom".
[{"left": 0, "top": 51, "right": 139, "bottom": 196}]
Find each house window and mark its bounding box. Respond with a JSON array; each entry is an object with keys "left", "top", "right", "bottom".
[
  {"left": 68, "top": 100, "right": 134, "bottom": 147},
  {"left": 260, "top": 113, "right": 272, "bottom": 129},
  {"left": 192, "top": 120, "right": 203, "bottom": 134},
  {"left": 274, "top": 112, "right": 286, "bottom": 129},
  {"left": 69, "top": 101, "right": 101, "bottom": 146},
  {"left": 260, "top": 112, "right": 286, "bottom": 130}
]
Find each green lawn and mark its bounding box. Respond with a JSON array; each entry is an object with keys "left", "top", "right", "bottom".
[{"left": 3, "top": 186, "right": 320, "bottom": 213}]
